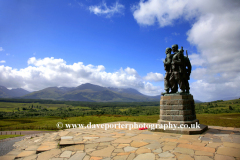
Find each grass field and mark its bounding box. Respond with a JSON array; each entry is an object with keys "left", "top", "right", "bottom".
[
  {"left": 0, "top": 102, "right": 93, "bottom": 112},
  {"left": 0, "top": 113, "right": 239, "bottom": 131},
  {"left": 0, "top": 102, "right": 76, "bottom": 112},
  {"left": 0, "top": 135, "right": 24, "bottom": 140},
  {"left": 0, "top": 99, "right": 239, "bottom": 131},
  {"left": 197, "top": 113, "right": 240, "bottom": 127},
  {"left": 195, "top": 99, "right": 240, "bottom": 114}
]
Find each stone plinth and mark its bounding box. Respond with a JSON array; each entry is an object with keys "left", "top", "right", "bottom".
[{"left": 154, "top": 94, "right": 208, "bottom": 134}]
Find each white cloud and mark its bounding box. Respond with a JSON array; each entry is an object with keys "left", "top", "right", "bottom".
[
  {"left": 191, "top": 68, "right": 207, "bottom": 80},
  {"left": 28, "top": 57, "right": 66, "bottom": 67},
  {"left": 132, "top": 0, "right": 193, "bottom": 27},
  {"left": 124, "top": 67, "right": 138, "bottom": 75},
  {"left": 0, "top": 57, "right": 163, "bottom": 96},
  {"left": 89, "top": 1, "right": 124, "bottom": 18},
  {"left": 144, "top": 72, "right": 164, "bottom": 82},
  {"left": 0, "top": 60, "right": 6, "bottom": 63},
  {"left": 188, "top": 53, "right": 206, "bottom": 67},
  {"left": 141, "top": 82, "right": 162, "bottom": 95},
  {"left": 190, "top": 79, "right": 240, "bottom": 102},
  {"left": 186, "top": 1, "right": 240, "bottom": 101},
  {"left": 132, "top": 0, "right": 240, "bottom": 101},
  {"left": 0, "top": 47, "right": 4, "bottom": 51}
]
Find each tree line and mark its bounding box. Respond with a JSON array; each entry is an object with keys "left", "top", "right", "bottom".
[
  {"left": 0, "top": 98, "right": 160, "bottom": 107},
  {"left": 0, "top": 104, "right": 160, "bottom": 119}
]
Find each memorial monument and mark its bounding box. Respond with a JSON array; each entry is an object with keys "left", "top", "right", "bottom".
[{"left": 153, "top": 44, "right": 208, "bottom": 134}]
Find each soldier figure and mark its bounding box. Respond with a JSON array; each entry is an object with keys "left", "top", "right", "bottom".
[
  {"left": 162, "top": 48, "right": 173, "bottom": 95},
  {"left": 184, "top": 51, "right": 192, "bottom": 93},
  {"left": 162, "top": 44, "right": 192, "bottom": 95},
  {"left": 170, "top": 44, "right": 186, "bottom": 93}
]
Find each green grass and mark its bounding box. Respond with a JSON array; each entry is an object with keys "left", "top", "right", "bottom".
[
  {"left": 0, "top": 102, "right": 93, "bottom": 113},
  {"left": 0, "top": 115, "right": 158, "bottom": 130},
  {"left": 0, "top": 102, "right": 76, "bottom": 112},
  {"left": 197, "top": 113, "right": 240, "bottom": 127},
  {"left": 0, "top": 135, "right": 24, "bottom": 140},
  {"left": 196, "top": 99, "right": 240, "bottom": 111},
  {"left": 0, "top": 99, "right": 239, "bottom": 130},
  {"left": 0, "top": 113, "right": 239, "bottom": 131}
]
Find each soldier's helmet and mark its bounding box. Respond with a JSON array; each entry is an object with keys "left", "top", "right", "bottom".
[
  {"left": 172, "top": 44, "right": 178, "bottom": 49},
  {"left": 165, "top": 47, "right": 172, "bottom": 53}
]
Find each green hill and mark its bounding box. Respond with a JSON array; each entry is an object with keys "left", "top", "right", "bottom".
[{"left": 195, "top": 98, "right": 240, "bottom": 114}]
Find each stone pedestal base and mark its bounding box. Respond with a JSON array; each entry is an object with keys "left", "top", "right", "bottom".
[
  {"left": 150, "top": 124, "right": 208, "bottom": 135},
  {"left": 158, "top": 119, "right": 199, "bottom": 127},
  {"left": 153, "top": 93, "right": 208, "bottom": 135}
]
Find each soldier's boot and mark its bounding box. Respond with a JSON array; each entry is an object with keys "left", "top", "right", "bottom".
[
  {"left": 170, "top": 88, "right": 177, "bottom": 93},
  {"left": 186, "top": 89, "right": 190, "bottom": 94},
  {"left": 161, "top": 89, "right": 169, "bottom": 95}
]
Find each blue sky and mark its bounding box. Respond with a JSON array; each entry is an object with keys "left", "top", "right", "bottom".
[{"left": 0, "top": 0, "right": 240, "bottom": 102}]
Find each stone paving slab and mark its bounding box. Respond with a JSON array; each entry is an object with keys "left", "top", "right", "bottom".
[{"left": 0, "top": 121, "right": 240, "bottom": 160}]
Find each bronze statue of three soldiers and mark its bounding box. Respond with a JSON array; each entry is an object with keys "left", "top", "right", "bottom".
[{"left": 162, "top": 44, "right": 192, "bottom": 95}]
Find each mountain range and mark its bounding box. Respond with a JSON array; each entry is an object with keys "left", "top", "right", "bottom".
[
  {"left": 0, "top": 86, "right": 30, "bottom": 98},
  {"left": 0, "top": 83, "right": 208, "bottom": 102},
  {"left": 0, "top": 83, "right": 161, "bottom": 102}
]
